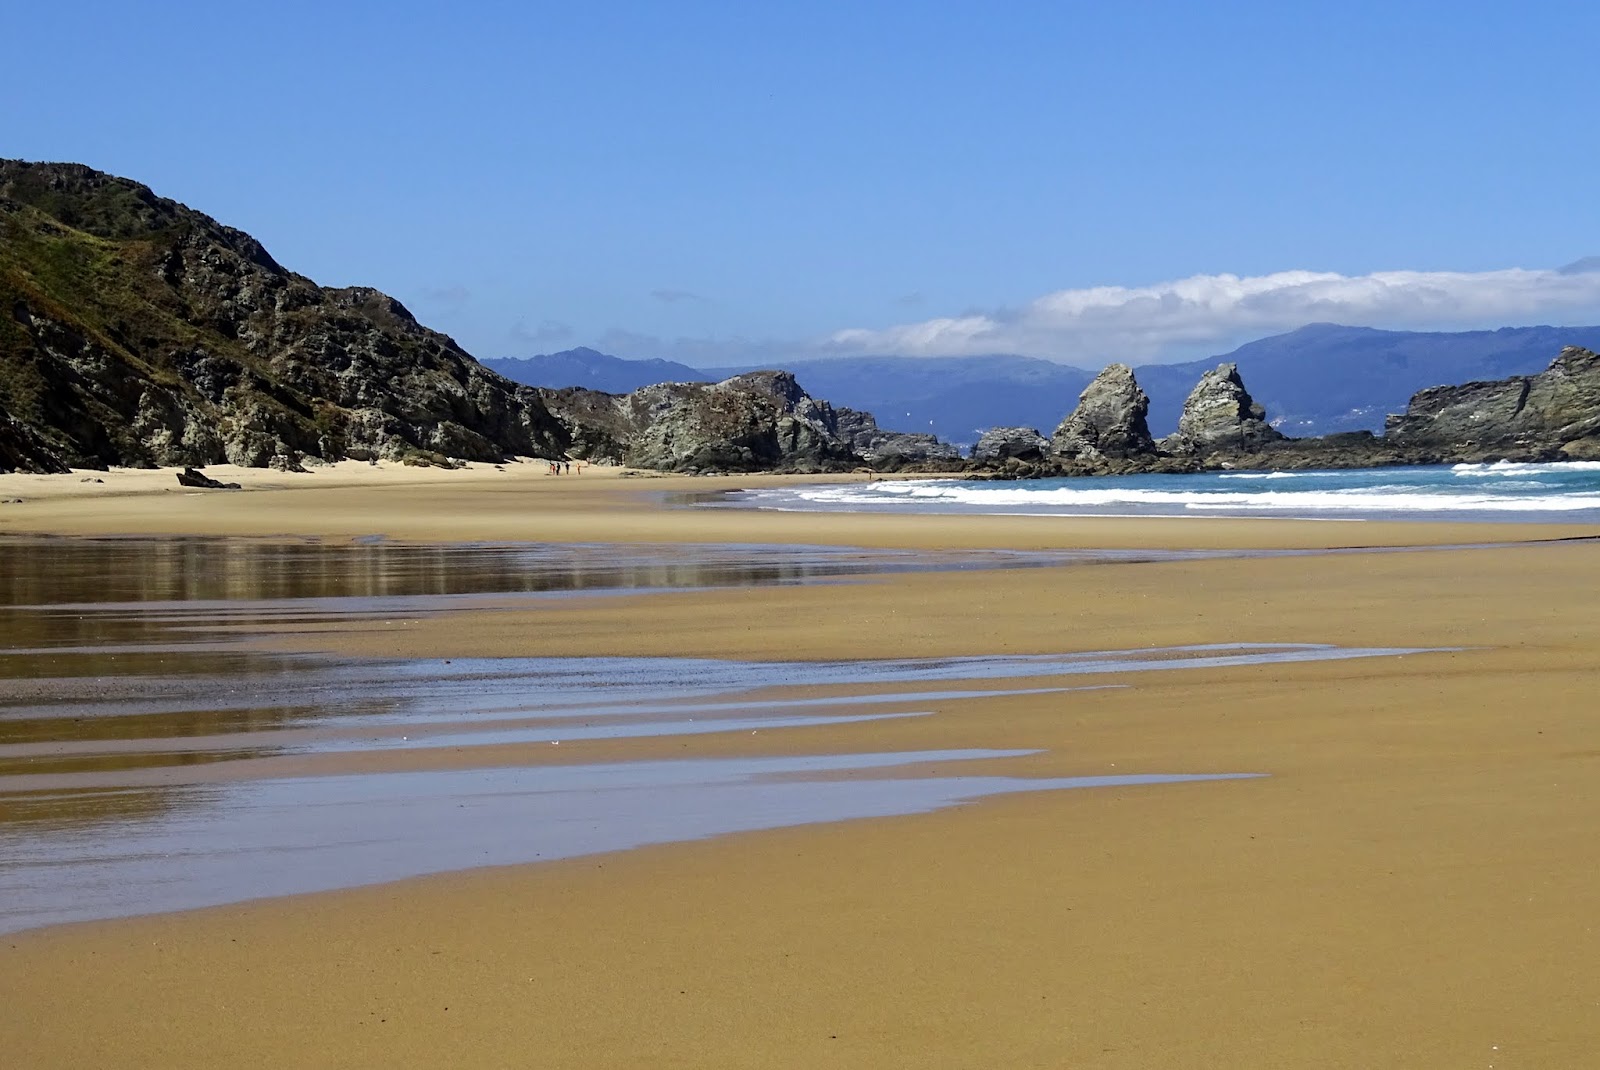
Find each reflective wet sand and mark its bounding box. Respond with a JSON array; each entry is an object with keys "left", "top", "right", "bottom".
[
  {"left": 0, "top": 749, "right": 1263, "bottom": 933},
  {"left": 0, "top": 536, "right": 1444, "bottom": 933}
]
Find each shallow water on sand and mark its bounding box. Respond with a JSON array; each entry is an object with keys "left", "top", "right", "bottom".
[
  {"left": 0, "top": 537, "right": 1441, "bottom": 933},
  {"left": 0, "top": 752, "right": 1264, "bottom": 933}
]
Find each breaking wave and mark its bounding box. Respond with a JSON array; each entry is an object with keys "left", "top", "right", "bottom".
[
  {"left": 731, "top": 463, "right": 1600, "bottom": 521},
  {"left": 1451, "top": 460, "right": 1600, "bottom": 477}
]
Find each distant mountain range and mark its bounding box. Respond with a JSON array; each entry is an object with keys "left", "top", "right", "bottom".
[
  {"left": 489, "top": 348, "right": 706, "bottom": 395},
  {"left": 485, "top": 323, "right": 1600, "bottom": 445}
]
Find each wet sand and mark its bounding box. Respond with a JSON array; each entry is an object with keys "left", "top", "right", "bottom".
[{"left": 3, "top": 464, "right": 1600, "bottom": 1067}]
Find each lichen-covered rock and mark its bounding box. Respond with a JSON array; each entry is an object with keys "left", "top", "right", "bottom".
[
  {"left": 0, "top": 160, "right": 568, "bottom": 472},
  {"left": 1049, "top": 363, "right": 1155, "bottom": 461},
  {"left": 1160, "top": 362, "right": 1285, "bottom": 454},
  {"left": 971, "top": 426, "right": 1050, "bottom": 463},
  {"left": 1385, "top": 346, "right": 1600, "bottom": 461}
]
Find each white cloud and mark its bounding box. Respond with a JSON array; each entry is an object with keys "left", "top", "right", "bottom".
[{"left": 823, "top": 267, "right": 1600, "bottom": 364}]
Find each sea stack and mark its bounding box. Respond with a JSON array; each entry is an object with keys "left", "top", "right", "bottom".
[
  {"left": 1161, "top": 362, "right": 1284, "bottom": 455},
  {"left": 1049, "top": 363, "right": 1156, "bottom": 462}
]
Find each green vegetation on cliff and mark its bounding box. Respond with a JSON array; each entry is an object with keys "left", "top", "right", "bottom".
[{"left": 0, "top": 161, "right": 567, "bottom": 472}]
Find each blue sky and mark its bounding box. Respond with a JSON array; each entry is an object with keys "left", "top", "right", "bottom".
[{"left": 6, "top": 0, "right": 1598, "bottom": 365}]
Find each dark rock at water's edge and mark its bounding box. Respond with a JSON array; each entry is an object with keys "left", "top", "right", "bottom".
[
  {"left": 175, "top": 466, "right": 240, "bottom": 490},
  {"left": 0, "top": 160, "right": 569, "bottom": 473},
  {"left": 1385, "top": 346, "right": 1600, "bottom": 462}
]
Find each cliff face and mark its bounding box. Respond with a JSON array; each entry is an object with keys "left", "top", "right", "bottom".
[
  {"left": 538, "top": 371, "right": 863, "bottom": 472},
  {"left": 0, "top": 161, "right": 567, "bottom": 472},
  {"left": 1385, "top": 346, "right": 1600, "bottom": 461}
]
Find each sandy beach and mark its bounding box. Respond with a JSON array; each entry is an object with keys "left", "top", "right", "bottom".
[{"left": 3, "top": 463, "right": 1600, "bottom": 1067}]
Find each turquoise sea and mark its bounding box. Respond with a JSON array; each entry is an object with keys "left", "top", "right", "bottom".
[{"left": 725, "top": 461, "right": 1600, "bottom": 523}]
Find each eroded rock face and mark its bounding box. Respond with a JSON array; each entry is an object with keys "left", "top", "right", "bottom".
[
  {"left": 0, "top": 160, "right": 568, "bottom": 472},
  {"left": 1049, "top": 363, "right": 1155, "bottom": 462},
  {"left": 539, "top": 371, "right": 863, "bottom": 472},
  {"left": 1160, "top": 362, "right": 1284, "bottom": 454},
  {"left": 1385, "top": 346, "right": 1600, "bottom": 461}
]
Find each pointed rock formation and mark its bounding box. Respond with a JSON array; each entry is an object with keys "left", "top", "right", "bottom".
[
  {"left": 1160, "top": 362, "right": 1284, "bottom": 454},
  {"left": 1049, "top": 364, "right": 1155, "bottom": 462}
]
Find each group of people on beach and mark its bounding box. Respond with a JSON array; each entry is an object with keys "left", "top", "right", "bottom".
[{"left": 547, "top": 459, "right": 581, "bottom": 475}]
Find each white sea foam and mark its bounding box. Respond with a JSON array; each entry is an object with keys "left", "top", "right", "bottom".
[
  {"left": 790, "top": 480, "right": 1600, "bottom": 513},
  {"left": 1215, "top": 470, "right": 1347, "bottom": 480},
  {"left": 1452, "top": 460, "right": 1600, "bottom": 477}
]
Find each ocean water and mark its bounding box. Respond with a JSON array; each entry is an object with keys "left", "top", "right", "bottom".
[{"left": 725, "top": 462, "right": 1600, "bottom": 523}]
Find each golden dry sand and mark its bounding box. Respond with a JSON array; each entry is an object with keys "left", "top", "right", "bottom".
[{"left": 3, "top": 465, "right": 1600, "bottom": 1067}]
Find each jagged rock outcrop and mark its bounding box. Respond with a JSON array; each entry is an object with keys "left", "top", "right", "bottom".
[
  {"left": 1049, "top": 363, "right": 1157, "bottom": 464},
  {"left": 1158, "top": 362, "right": 1285, "bottom": 455},
  {"left": 538, "top": 371, "right": 863, "bottom": 472},
  {"left": 0, "top": 160, "right": 568, "bottom": 472},
  {"left": 1385, "top": 346, "right": 1600, "bottom": 462},
  {"left": 834, "top": 408, "right": 962, "bottom": 468},
  {"left": 976, "top": 346, "right": 1600, "bottom": 479},
  {"left": 971, "top": 426, "right": 1050, "bottom": 463}
]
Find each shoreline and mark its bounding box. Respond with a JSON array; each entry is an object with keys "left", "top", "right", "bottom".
[
  {"left": 4, "top": 465, "right": 1600, "bottom": 1066},
  {"left": 4, "top": 460, "right": 1599, "bottom": 550}
]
